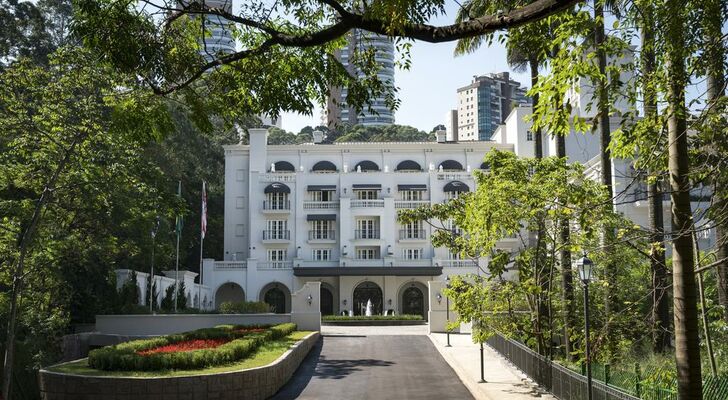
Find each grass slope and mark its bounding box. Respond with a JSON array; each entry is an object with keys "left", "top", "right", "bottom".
[{"left": 48, "top": 331, "right": 313, "bottom": 377}]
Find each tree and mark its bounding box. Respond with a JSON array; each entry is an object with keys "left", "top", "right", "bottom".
[
  {"left": 176, "top": 281, "right": 188, "bottom": 310},
  {"left": 401, "top": 150, "right": 645, "bottom": 358},
  {"left": 663, "top": 0, "right": 702, "bottom": 396},
  {"left": 0, "top": 47, "right": 170, "bottom": 399},
  {"left": 161, "top": 284, "right": 176, "bottom": 311}
]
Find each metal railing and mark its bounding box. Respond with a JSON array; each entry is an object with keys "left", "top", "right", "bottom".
[
  {"left": 399, "top": 229, "right": 426, "bottom": 240},
  {"left": 259, "top": 173, "right": 295, "bottom": 182},
  {"left": 438, "top": 259, "right": 476, "bottom": 268},
  {"left": 214, "top": 261, "right": 247, "bottom": 270},
  {"left": 308, "top": 230, "right": 336, "bottom": 240},
  {"left": 394, "top": 200, "right": 430, "bottom": 209},
  {"left": 263, "top": 200, "right": 290, "bottom": 211},
  {"left": 486, "top": 334, "right": 640, "bottom": 400},
  {"left": 263, "top": 230, "right": 290, "bottom": 240},
  {"left": 351, "top": 199, "right": 385, "bottom": 208},
  {"left": 258, "top": 261, "right": 293, "bottom": 270},
  {"left": 354, "top": 230, "right": 380, "bottom": 239},
  {"left": 303, "top": 200, "right": 339, "bottom": 209}
]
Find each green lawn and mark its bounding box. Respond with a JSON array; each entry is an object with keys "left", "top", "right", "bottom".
[{"left": 47, "top": 331, "right": 313, "bottom": 377}]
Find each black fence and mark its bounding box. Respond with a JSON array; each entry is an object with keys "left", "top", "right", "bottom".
[{"left": 486, "top": 333, "right": 640, "bottom": 400}]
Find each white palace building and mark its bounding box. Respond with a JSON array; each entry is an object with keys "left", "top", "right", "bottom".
[{"left": 201, "top": 129, "right": 522, "bottom": 317}]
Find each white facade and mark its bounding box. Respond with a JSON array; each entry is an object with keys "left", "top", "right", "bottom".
[{"left": 203, "top": 130, "right": 521, "bottom": 316}]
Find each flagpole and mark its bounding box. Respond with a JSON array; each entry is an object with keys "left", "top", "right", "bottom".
[
  {"left": 198, "top": 181, "right": 206, "bottom": 310},
  {"left": 174, "top": 181, "right": 181, "bottom": 313}
]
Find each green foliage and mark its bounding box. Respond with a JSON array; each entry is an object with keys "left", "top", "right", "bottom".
[
  {"left": 118, "top": 271, "right": 140, "bottom": 308},
  {"left": 176, "top": 281, "right": 187, "bottom": 311},
  {"left": 402, "top": 150, "right": 649, "bottom": 357},
  {"left": 322, "top": 314, "right": 424, "bottom": 321},
  {"left": 161, "top": 285, "right": 176, "bottom": 312},
  {"left": 335, "top": 124, "right": 434, "bottom": 143},
  {"left": 88, "top": 323, "right": 296, "bottom": 371},
  {"left": 217, "top": 301, "right": 271, "bottom": 314}
]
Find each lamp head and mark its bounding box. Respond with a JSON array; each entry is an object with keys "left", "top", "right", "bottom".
[
  {"left": 577, "top": 255, "right": 594, "bottom": 283},
  {"left": 436, "top": 293, "right": 443, "bottom": 304}
]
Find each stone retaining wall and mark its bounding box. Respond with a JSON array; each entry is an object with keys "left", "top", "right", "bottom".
[{"left": 39, "top": 332, "right": 320, "bottom": 400}]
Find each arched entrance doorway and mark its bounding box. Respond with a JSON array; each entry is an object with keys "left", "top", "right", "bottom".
[
  {"left": 353, "top": 281, "right": 383, "bottom": 315},
  {"left": 320, "top": 286, "right": 334, "bottom": 315},
  {"left": 399, "top": 281, "right": 428, "bottom": 318},
  {"left": 215, "top": 282, "right": 245, "bottom": 309},
  {"left": 260, "top": 283, "right": 291, "bottom": 314},
  {"left": 401, "top": 286, "right": 424, "bottom": 316}
]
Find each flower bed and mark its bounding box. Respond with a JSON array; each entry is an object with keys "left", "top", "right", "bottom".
[{"left": 88, "top": 323, "right": 296, "bottom": 371}]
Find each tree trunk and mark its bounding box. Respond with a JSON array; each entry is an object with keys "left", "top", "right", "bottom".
[
  {"left": 530, "top": 57, "right": 543, "bottom": 159},
  {"left": 665, "top": 0, "right": 702, "bottom": 396},
  {"left": 641, "top": 2, "right": 671, "bottom": 353},
  {"left": 717, "top": 226, "right": 728, "bottom": 322},
  {"left": 594, "top": 0, "right": 615, "bottom": 344},
  {"left": 702, "top": 0, "right": 727, "bottom": 323},
  {"left": 556, "top": 132, "right": 574, "bottom": 358}
]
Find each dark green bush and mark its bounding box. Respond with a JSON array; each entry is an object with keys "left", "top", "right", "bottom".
[
  {"left": 88, "top": 323, "right": 297, "bottom": 371},
  {"left": 217, "top": 301, "right": 271, "bottom": 314},
  {"left": 322, "top": 314, "right": 424, "bottom": 321}
]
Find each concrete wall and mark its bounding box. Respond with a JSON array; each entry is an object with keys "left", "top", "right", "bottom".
[
  {"left": 95, "top": 314, "right": 291, "bottom": 336},
  {"left": 116, "top": 269, "right": 213, "bottom": 310},
  {"left": 290, "top": 281, "right": 322, "bottom": 331},
  {"left": 428, "top": 280, "right": 460, "bottom": 333},
  {"left": 40, "top": 332, "right": 320, "bottom": 400}
]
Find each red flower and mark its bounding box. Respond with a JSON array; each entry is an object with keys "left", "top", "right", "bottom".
[{"left": 137, "top": 339, "right": 230, "bottom": 355}]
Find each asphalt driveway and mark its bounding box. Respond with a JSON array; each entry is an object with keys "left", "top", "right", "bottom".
[{"left": 270, "top": 334, "right": 474, "bottom": 400}]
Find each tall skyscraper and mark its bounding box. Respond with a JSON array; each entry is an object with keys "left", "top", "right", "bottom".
[
  {"left": 326, "top": 30, "right": 395, "bottom": 128},
  {"left": 178, "top": 0, "right": 236, "bottom": 61},
  {"left": 456, "top": 72, "right": 531, "bottom": 141}
]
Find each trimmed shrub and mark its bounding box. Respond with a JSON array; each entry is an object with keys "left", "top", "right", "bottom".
[
  {"left": 322, "top": 314, "right": 424, "bottom": 321},
  {"left": 88, "top": 323, "right": 297, "bottom": 371},
  {"left": 218, "top": 301, "right": 271, "bottom": 314}
]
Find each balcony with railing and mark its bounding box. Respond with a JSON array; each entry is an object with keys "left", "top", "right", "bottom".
[
  {"left": 303, "top": 200, "right": 339, "bottom": 209},
  {"left": 354, "top": 230, "right": 380, "bottom": 240},
  {"left": 438, "top": 259, "right": 478, "bottom": 268},
  {"left": 258, "top": 261, "right": 293, "bottom": 270},
  {"left": 262, "top": 230, "right": 291, "bottom": 242},
  {"left": 214, "top": 261, "right": 247, "bottom": 270},
  {"left": 351, "top": 199, "right": 385, "bottom": 208},
  {"left": 308, "top": 230, "right": 336, "bottom": 242},
  {"left": 398, "top": 229, "right": 427, "bottom": 241},
  {"left": 436, "top": 172, "right": 473, "bottom": 181},
  {"left": 394, "top": 200, "right": 430, "bottom": 209},
  {"left": 259, "top": 173, "right": 295, "bottom": 182},
  {"left": 262, "top": 200, "right": 291, "bottom": 213}
]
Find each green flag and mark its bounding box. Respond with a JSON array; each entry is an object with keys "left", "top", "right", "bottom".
[{"left": 175, "top": 181, "right": 183, "bottom": 236}]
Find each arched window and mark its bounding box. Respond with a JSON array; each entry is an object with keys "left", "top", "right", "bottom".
[
  {"left": 354, "top": 160, "right": 380, "bottom": 172},
  {"left": 271, "top": 161, "right": 295, "bottom": 172},
  {"left": 480, "top": 162, "right": 490, "bottom": 171},
  {"left": 311, "top": 160, "right": 338, "bottom": 173},
  {"left": 439, "top": 160, "right": 464, "bottom": 171},
  {"left": 395, "top": 160, "right": 422, "bottom": 172}
]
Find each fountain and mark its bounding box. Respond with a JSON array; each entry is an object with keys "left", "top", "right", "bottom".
[{"left": 365, "top": 299, "right": 373, "bottom": 316}]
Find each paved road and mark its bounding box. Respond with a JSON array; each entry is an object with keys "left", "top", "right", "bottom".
[{"left": 270, "top": 333, "right": 474, "bottom": 400}]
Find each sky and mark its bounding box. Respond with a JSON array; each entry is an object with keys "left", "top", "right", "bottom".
[{"left": 280, "top": 4, "right": 531, "bottom": 133}]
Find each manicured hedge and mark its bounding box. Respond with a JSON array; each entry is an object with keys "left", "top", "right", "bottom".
[
  {"left": 88, "top": 323, "right": 297, "bottom": 371},
  {"left": 323, "top": 314, "right": 424, "bottom": 321},
  {"left": 218, "top": 301, "right": 271, "bottom": 314}
]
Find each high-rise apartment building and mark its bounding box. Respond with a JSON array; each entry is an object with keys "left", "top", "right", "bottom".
[
  {"left": 326, "top": 30, "right": 395, "bottom": 128},
  {"left": 178, "top": 0, "right": 236, "bottom": 61},
  {"left": 456, "top": 72, "right": 530, "bottom": 141}
]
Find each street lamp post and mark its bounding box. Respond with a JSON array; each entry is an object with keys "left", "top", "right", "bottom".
[
  {"left": 577, "top": 255, "right": 594, "bottom": 400},
  {"left": 445, "top": 276, "right": 451, "bottom": 347}
]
